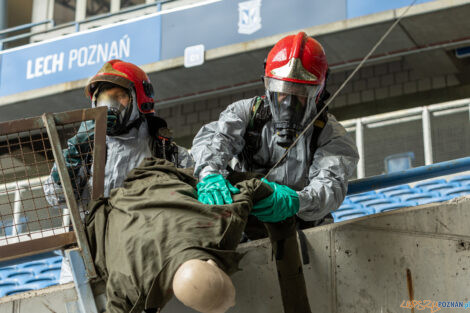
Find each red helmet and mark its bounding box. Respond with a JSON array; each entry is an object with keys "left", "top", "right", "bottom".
[
  {"left": 264, "top": 33, "right": 328, "bottom": 147},
  {"left": 264, "top": 32, "right": 328, "bottom": 98},
  {"left": 85, "top": 59, "right": 155, "bottom": 114}
]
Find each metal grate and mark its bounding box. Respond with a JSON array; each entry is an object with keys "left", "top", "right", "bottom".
[
  {"left": 0, "top": 129, "right": 61, "bottom": 241},
  {"left": 0, "top": 108, "right": 106, "bottom": 277}
]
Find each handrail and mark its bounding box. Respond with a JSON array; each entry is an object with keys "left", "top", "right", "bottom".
[
  {"left": 0, "top": 20, "right": 54, "bottom": 36},
  {"left": 340, "top": 98, "right": 470, "bottom": 128},
  {"left": 0, "top": 0, "right": 173, "bottom": 51},
  {"left": 341, "top": 98, "right": 470, "bottom": 178},
  {"left": 73, "top": 0, "right": 169, "bottom": 32},
  {"left": 347, "top": 157, "right": 470, "bottom": 195},
  {"left": 0, "top": 175, "right": 48, "bottom": 193}
]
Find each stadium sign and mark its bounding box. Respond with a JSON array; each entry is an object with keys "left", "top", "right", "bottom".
[
  {"left": 0, "top": 14, "right": 161, "bottom": 97},
  {"left": 0, "top": 0, "right": 435, "bottom": 98}
]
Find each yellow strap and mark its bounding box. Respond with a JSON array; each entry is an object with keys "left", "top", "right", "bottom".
[{"left": 314, "top": 119, "right": 326, "bottom": 128}]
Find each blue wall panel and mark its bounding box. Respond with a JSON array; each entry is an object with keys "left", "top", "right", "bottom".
[
  {"left": 0, "top": 0, "right": 437, "bottom": 98},
  {"left": 0, "top": 15, "right": 161, "bottom": 97},
  {"left": 161, "top": 0, "right": 347, "bottom": 60},
  {"left": 347, "top": 0, "right": 435, "bottom": 18}
]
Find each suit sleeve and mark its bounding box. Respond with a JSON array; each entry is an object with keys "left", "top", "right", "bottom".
[
  {"left": 190, "top": 99, "right": 252, "bottom": 180},
  {"left": 296, "top": 114, "right": 359, "bottom": 221}
]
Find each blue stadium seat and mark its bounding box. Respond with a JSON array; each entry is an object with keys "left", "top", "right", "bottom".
[
  {"left": 337, "top": 203, "right": 363, "bottom": 212},
  {"left": 0, "top": 267, "right": 16, "bottom": 280},
  {"left": 332, "top": 208, "right": 374, "bottom": 222},
  {"left": 36, "top": 273, "right": 60, "bottom": 283},
  {"left": 47, "top": 256, "right": 63, "bottom": 265},
  {"left": 348, "top": 193, "right": 384, "bottom": 204},
  {"left": 0, "top": 281, "right": 18, "bottom": 297},
  {"left": 39, "top": 267, "right": 61, "bottom": 280},
  {"left": 25, "top": 277, "right": 54, "bottom": 284},
  {"left": 3, "top": 286, "right": 35, "bottom": 297},
  {"left": 419, "top": 182, "right": 460, "bottom": 194},
  {"left": 361, "top": 198, "right": 397, "bottom": 208},
  {"left": 0, "top": 280, "right": 18, "bottom": 288},
  {"left": 19, "top": 261, "right": 47, "bottom": 269},
  {"left": 449, "top": 175, "right": 470, "bottom": 186},
  {"left": 372, "top": 202, "right": 417, "bottom": 213},
  {"left": 414, "top": 179, "right": 447, "bottom": 189},
  {"left": 413, "top": 196, "right": 453, "bottom": 205},
  {"left": 24, "top": 280, "right": 58, "bottom": 290},
  {"left": 381, "top": 188, "right": 421, "bottom": 198},
  {"left": 18, "top": 263, "right": 48, "bottom": 276},
  {"left": 6, "top": 271, "right": 35, "bottom": 285},
  {"left": 441, "top": 186, "right": 470, "bottom": 198},
  {"left": 398, "top": 192, "right": 441, "bottom": 204},
  {"left": 342, "top": 197, "right": 352, "bottom": 204},
  {"left": 376, "top": 184, "right": 411, "bottom": 196},
  {"left": 0, "top": 254, "right": 62, "bottom": 297},
  {"left": 0, "top": 287, "right": 13, "bottom": 298}
]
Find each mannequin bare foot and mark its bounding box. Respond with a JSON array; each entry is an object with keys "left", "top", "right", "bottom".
[{"left": 172, "top": 259, "right": 236, "bottom": 313}]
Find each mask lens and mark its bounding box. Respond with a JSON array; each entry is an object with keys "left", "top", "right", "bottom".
[
  {"left": 96, "top": 88, "right": 133, "bottom": 136},
  {"left": 271, "top": 92, "right": 306, "bottom": 124},
  {"left": 96, "top": 91, "right": 127, "bottom": 114}
]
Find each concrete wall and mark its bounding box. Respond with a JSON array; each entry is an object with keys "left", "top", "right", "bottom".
[
  {"left": 1, "top": 196, "right": 469, "bottom": 312},
  {"left": 327, "top": 59, "right": 461, "bottom": 116}
]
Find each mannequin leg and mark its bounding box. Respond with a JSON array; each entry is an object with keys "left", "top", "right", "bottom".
[{"left": 172, "top": 259, "right": 236, "bottom": 313}]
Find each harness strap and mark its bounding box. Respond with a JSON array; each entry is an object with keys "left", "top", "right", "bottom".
[
  {"left": 241, "top": 96, "right": 328, "bottom": 169},
  {"left": 264, "top": 217, "right": 312, "bottom": 313}
]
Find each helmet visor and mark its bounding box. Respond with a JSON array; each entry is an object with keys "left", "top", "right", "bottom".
[
  {"left": 269, "top": 92, "right": 307, "bottom": 130},
  {"left": 265, "top": 77, "right": 324, "bottom": 129},
  {"left": 264, "top": 77, "right": 322, "bottom": 98},
  {"left": 95, "top": 87, "right": 135, "bottom": 135},
  {"left": 96, "top": 91, "right": 128, "bottom": 115}
]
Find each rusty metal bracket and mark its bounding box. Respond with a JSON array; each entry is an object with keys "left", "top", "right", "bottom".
[
  {"left": 42, "top": 113, "right": 97, "bottom": 279},
  {"left": 91, "top": 107, "right": 106, "bottom": 200}
]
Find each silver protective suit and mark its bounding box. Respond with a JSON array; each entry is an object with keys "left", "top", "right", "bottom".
[
  {"left": 43, "top": 120, "right": 194, "bottom": 207},
  {"left": 191, "top": 97, "right": 359, "bottom": 221}
]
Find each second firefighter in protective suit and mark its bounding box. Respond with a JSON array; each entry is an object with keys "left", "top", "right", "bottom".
[
  {"left": 44, "top": 59, "right": 193, "bottom": 207},
  {"left": 191, "top": 32, "right": 359, "bottom": 224}
]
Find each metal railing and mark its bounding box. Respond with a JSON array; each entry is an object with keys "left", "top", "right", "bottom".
[
  {"left": 347, "top": 156, "right": 470, "bottom": 195},
  {"left": 0, "top": 175, "right": 50, "bottom": 237},
  {"left": 0, "top": 1, "right": 173, "bottom": 51},
  {"left": 340, "top": 98, "right": 470, "bottom": 179},
  {"left": 0, "top": 20, "right": 55, "bottom": 37},
  {"left": 0, "top": 107, "right": 107, "bottom": 278}
]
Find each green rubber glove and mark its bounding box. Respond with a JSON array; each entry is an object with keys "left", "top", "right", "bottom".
[
  {"left": 51, "top": 120, "right": 95, "bottom": 185},
  {"left": 197, "top": 174, "right": 241, "bottom": 205},
  {"left": 252, "top": 178, "right": 300, "bottom": 223}
]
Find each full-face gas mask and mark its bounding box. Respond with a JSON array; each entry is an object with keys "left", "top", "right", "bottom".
[
  {"left": 265, "top": 78, "right": 323, "bottom": 148},
  {"left": 94, "top": 84, "right": 136, "bottom": 136}
]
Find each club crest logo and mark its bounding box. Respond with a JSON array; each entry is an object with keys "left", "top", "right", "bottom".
[{"left": 238, "top": 0, "right": 262, "bottom": 35}]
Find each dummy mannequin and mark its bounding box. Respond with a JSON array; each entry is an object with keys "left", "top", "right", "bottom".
[{"left": 173, "top": 259, "right": 236, "bottom": 313}]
